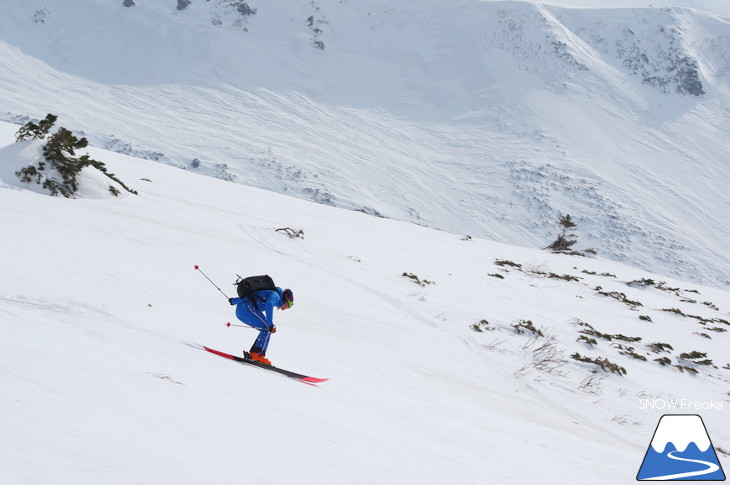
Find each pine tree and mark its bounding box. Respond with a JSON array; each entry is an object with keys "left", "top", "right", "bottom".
[
  {"left": 546, "top": 214, "right": 578, "bottom": 253},
  {"left": 15, "top": 114, "right": 58, "bottom": 141},
  {"left": 40, "top": 128, "right": 92, "bottom": 197},
  {"left": 545, "top": 214, "right": 597, "bottom": 256},
  {"left": 15, "top": 115, "right": 137, "bottom": 198}
]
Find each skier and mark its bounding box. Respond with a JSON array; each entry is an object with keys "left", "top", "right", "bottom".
[{"left": 229, "top": 287, "right": 294, "bottom": 365}]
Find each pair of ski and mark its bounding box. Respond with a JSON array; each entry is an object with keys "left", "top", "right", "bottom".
[{"left": 204, "top": 346, "right": 328, "bottom": 386}]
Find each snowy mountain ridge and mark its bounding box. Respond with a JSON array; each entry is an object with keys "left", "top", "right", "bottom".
[{"left": 1, "top": 0, "right": 729, "bottom": 289}]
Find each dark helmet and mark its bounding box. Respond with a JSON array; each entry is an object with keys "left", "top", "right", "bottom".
[{"left": 282, "top": 288, "right": 294, "bottom": 307}]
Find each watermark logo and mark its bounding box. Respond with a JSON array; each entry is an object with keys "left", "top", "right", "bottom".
[
  {"left": 637, "top": 414, "right": 726, "bottom": 481},
  {"left": 640, "top": 399, "right": 724, "bottom": 411}
]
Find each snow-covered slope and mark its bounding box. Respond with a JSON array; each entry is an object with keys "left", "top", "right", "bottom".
[
  {"left": 1, "top": 123, "right": 728, "bottom": 484},
  {"left": 1, "top": 0, "right": 729, "bottom": 288}
]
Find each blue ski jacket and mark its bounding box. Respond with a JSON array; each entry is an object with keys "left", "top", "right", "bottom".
[{"left": 230, "top": 287, "right": 284, "bottom": 329}]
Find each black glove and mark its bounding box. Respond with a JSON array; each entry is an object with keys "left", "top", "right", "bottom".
[
  {"left": 228, "top": 298, "right": 235, "bottom": 305},
  {"left": 269, "top": 325, "right": 277, "bottom": 333}
]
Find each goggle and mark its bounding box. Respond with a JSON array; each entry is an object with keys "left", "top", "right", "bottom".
[{"left": 284, "top": 296, "right": 294, "bottom": 307}]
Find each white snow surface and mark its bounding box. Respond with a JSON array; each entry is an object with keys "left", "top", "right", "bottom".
[
  {"left": 1, "top": 122, "right": 728, "bottom": 483},
  {"left": 1, "top": 0, "right": 730, "bottom": 288}
]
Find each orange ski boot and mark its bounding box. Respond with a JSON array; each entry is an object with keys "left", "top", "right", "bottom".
[{"left": 249, "top": 352, "right": 271, "bottom": 365}]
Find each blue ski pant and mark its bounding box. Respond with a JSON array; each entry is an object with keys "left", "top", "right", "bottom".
[{"left": 235, "top": 301, "right": 273, "bottom": 354}]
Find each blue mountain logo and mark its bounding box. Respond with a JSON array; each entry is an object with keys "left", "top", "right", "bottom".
[{"left": 637, "top": 414, "right": 726, "bottom": 481}]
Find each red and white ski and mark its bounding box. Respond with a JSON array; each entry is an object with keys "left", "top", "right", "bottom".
[{"left": 203, "top": 346, "right": 328, "bottom": 385}]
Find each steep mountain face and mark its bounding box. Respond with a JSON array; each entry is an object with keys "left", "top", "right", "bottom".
[{"left": 1, "top": 0, "right": 729, "bottom": 286}]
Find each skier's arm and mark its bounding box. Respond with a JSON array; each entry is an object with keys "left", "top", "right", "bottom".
[
  {"left": 229, "top": 297, "right": 243, "bottom": 305},
  {"left": 264, "top": 292, "right": 281, "bottom": 328}
]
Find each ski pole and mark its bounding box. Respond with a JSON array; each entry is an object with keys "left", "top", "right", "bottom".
[
  {"left": 225, "top": 322, "right": 256, "bottom": 329},
  {"left": 194, "top": 265, "right": 231, "bottom": 300}
]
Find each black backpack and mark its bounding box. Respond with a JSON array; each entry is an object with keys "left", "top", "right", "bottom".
[{"left": 236, "top": 275, "right": 276, "bottom": 307}]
